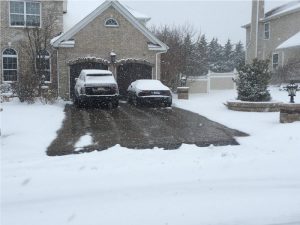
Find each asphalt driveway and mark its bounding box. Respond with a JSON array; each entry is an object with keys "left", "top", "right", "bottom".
[{"left": 47, "top": 103, "right": 247, "bottom": 156}]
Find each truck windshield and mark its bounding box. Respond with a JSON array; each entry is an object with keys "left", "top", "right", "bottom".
[{"left": 87, "top": 74, "right": 112, "bottom": 77}]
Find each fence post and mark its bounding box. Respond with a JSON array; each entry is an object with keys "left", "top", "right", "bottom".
[
  {"left": 207, "top": 70, "right": 211, "bottom": 93},
  {"left": 233, "top": 68, "right": 237, "bottom": 90}
]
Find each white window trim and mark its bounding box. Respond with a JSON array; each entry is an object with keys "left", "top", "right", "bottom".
[
  {"left": 36, "top": 50, "right": 52, "bottom": 83},
  {"left": 272, "top": 53, "right": 279, "bottom": 70},
  {"left": 264, "top": 22, "right": 270, "bottom": 40},
  {"left": 9, "top": 1, "right": 42, "bottom": 28},
  {"left": 104, "top": 18, "right": 119, "bottom": 27},
  {"left": 2, "top": 48, "right": 18, "bottom": 83}
]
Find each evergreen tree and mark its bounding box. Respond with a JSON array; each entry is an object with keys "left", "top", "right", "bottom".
[
  {"left": 194, "top": 34, "right": 209, "bottom": 76},
  {"left": 235, "top": 59, "right": 271, "bottom": 102},
  {"left": 182, "top": 33, "right": 195, "bottom": 77},
  {"left": 233, "top": 41, "right": 246, "bottom": 69},
  {"left": 208, "top": 38, "right": 223, "bottom": 72},
  {"left": 222, "top": 39, "right": 235, "bottom": 72}
]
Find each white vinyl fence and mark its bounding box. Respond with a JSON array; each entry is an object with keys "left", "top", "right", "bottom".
[{"left": 187, "top": 69, "right": 237, "bottom": 93}]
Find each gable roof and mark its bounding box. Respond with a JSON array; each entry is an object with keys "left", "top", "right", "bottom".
[
  {"left": 63, "top": 0, "right": 150, "bottom": 32},
  {"left": 52, "top": 0, "right": 168, "bottom": 51},
  {"left": 277, "top": 31, "right": 300, "bottom": 49}
]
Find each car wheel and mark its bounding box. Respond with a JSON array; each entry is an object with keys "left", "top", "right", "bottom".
[
  {"left": 165, "top": 102, "right": 172, "bottom": 107},
  {"left": 133, "top": 96, "right": 140, "bottom": 107},
  {"left": 113, "top": 100, "right": 119, "bottom": 108},
  {"left": 127, "top": 94, "right": 132, "bottom": 104},
  {"left": 74, "top": 95, "right": 82, "bottom": 108}
]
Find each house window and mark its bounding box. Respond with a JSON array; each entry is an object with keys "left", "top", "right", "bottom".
[
  {"left": 2, "top": 48, "right": 18, "bottom": 82},
  {"left": 264, "top": 23, "right": 270, "bottom": 40},
  {"left": 10, "top": 1, "right": 41, "bottom": 27},
  {"left": 105, "top": 18, "right": 119, "bottom": 27},
  {"left": 272, "top": 53, "right": 279, "bottom": 70},
  {"left": 36, "top": 50, "right": 51, "bottom": 82}
]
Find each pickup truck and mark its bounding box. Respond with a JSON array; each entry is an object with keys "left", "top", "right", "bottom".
[{"left": 74, "top": 69, "right": 119, "bottom": 108}]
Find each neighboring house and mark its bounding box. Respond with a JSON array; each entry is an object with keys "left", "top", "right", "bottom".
[
  {"left": 243, "top": 0, "right": 300, "bottom": 71},
  {"left": 0, "top": 0, "right": 168, "bottom": 99}
]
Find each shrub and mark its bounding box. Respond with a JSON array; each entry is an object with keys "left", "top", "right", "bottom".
[{"left": 235, "top": 59, "right": 271, "bottom": 102}]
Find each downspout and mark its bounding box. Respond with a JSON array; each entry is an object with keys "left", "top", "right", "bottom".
[
  {"left": 255, "top": 0, "right": 259, "bottom": 58},
  {"left": 56, "top": 48, "right": 60, "bottom": 98},
  {"left": 155, "top": 50, "right": 167, "bottom": 80}
]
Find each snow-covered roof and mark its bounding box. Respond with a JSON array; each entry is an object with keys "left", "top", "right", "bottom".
[
  {"left": 277, "top": 31, "right": 300, "bottom": 49},
  {"left": 242, "top": 1, "right": 300, "bottom": 28},
  {"left": 64, "top": 0, "right": 150, "bottom": 32},
  {"left": 263, "top": 1, "right": 300, "bottom": 21}
]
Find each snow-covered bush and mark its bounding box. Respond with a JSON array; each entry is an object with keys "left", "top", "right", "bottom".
[{"left": 235, "top": 59, "right": 271, "bottom": 102}]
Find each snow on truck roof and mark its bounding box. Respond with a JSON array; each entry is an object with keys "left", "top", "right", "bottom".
[{"left": 81, "top": 69, "right": 112, "bottom": 75}]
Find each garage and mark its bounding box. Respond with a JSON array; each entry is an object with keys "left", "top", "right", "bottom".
[
  {"left": 117, "top": 63, "right": 152, "bottom": 96},
  {"left": 69, "top": 62, "right": 108, "bottom": 99}
]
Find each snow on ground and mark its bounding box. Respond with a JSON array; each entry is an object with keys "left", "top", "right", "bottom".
[
  {"left": 1, "top": 88, "right": 300, "bottom": 225},
  {"left": 74, "top": 133, "right": 93, "bottom": 151}
]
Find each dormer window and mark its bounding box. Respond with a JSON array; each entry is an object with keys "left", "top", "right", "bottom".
[
  {"left": 105, "top": 18, "right": 119, "bottom": 27},
  {"left": 10, "top": 1, "right": 41, "bottom": 27}
]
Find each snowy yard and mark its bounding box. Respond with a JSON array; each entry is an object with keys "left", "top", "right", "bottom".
[{"left": 1, "top": 88, "right": 300, "bottom": 225}]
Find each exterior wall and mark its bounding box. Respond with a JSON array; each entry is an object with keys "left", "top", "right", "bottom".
[
  {"left": 261, "top": 11, "right": 300, "bottom": 70},
  {"left": 0, "top": 0, "right": 64, "bottom": 90},
  {"left": 57, "top": 6, "right": 160, "bottom": 99},
  {"left": 245, "top": 4, "right": 300, "bottom": 71},
  {"left": 280, "top": 47, "right": 300, "bottom": 65}
]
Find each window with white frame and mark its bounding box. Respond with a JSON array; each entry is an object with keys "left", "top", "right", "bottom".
[
  {"left": 10, "top": 1, "right": 41, "bottom": 27},
  {"left": 36, "top": 50, "right": 51, "bottom": 82},
  {"left": 2, "top": 48, "right": 18, "bottom": 82},
  {"left": 272, "top": 53, "right": 279, "bottom": 70},
  {"left": 264, "top": 23, "right": 270, "bottom": 40},
  {"left": 105, "top": 18, "right": 119, "bottom": 27}
]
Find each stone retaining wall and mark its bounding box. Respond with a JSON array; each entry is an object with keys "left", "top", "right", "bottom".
[
  {"left": 225, "top": 101, "right": 282, "bottom": 112},
  {"left": 280, "top": 104, "right": 300, "bottom": 123}
]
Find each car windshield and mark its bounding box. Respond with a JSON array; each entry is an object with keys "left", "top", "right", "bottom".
[{"left": 86, "top": 74, "right": 112, "bottom": 77}]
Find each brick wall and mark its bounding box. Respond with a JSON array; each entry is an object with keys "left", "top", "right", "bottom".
[
  {"left": 57, "top": 6, "right": 161, "bottom": 99},
  {"left": 0, "top": 0, "right": 64, "bottom": 90}
]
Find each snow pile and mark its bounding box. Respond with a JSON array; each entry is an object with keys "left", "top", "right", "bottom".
[
  {"left": 1, "top": 88, "right": 300, "bottom": 225},
  {"left": 74, "top": 133, "right": 93, "bottom": 151}
]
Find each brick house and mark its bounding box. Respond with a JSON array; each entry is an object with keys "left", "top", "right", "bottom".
[
  {"left": 242, "top": 0, "right": 300, "bottom": 71},
  {"left": 0, "top": 0, "right": 168, "bottom": 99}
]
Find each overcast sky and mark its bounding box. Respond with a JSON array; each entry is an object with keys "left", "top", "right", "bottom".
[
  {"left": 68, "top": 0, "right": 289, "bottom": 45},
  {"left": 123, "top": 0, "right": 287, "bottom": 44}
]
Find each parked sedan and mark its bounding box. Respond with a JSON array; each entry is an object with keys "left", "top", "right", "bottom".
[{"left": 127, "top": 79, "right": 172, "bottom": 107}]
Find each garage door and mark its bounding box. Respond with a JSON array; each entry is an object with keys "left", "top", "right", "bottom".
[
  {"left": 69, "top": 62, "right": 108, "bottom": 99},
  {"left": 117, "top": 63, "right": 152, "bottom": 97}
]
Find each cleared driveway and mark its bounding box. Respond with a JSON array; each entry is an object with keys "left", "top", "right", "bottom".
[{"left": 47, "top": 103, "right": 247, "bottom": 156}]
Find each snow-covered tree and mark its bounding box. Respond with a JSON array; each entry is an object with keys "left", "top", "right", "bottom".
[
  {"left": 222, "top": 39, "right": 235, "bottom": 72},
  {"left": 208, "top": 38, "right": 223, "bottom": 72},
  {"left": 233, "top": 41, "right": 245, "bottom": 69},
  {"left": 194, "top": 34, "right": 209, "bottom": 76},
  {"left": 235, "top": 59, "right": 271, "bottom": 102}
]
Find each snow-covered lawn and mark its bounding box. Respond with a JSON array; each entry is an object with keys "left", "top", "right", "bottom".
[{"left": 1, "top": 88, "right": 300, "bottom": 225}]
